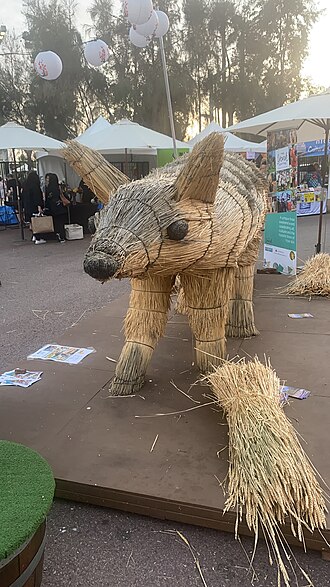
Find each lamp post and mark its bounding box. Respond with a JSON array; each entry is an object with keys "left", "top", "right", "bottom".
[{"left": 127, "top": 4, "right": 178, "bottom": 158}]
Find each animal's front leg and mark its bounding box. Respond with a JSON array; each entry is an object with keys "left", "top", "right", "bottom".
[
  {"left": 109, "top": 275, "right": 174, "bottom": 396},
  {"left": 181, "top": 268, "right": 235, "bottom": 373},
  {"left": 226, "top": 264, "right": 259, "bottom": 338}
]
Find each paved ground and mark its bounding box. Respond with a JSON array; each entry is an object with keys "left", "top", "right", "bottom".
[
  {"left": 0, "top": 228, "right": 129, "bottom": 372},
  {"left": 1, "top": 217, "right": 329, "bottom": 587}
]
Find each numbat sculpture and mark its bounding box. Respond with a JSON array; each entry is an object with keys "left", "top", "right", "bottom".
[{"left": 82, "top": 133, "right": 268, "bottom": 395}]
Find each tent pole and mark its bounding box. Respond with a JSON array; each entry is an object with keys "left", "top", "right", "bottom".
[
  {"left": 316, "top": 125, "right": 329, "bottom": 254},
  {"left": 12, "top": 149, "right": 24, "bottom": 241},
  {"left": 159, "top": 37, "right": 178, "bottom": 159}
]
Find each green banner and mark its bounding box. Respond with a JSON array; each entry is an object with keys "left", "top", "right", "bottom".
[
  {"left": 157, "top": 148, "right": 189, "bottom": 167},
  {"left": 264, "top": 212, "right": 297, "bottom": 275}
]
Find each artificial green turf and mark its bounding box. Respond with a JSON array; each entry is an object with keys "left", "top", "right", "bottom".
[{"left": 0, "top": 440, "right": 55, "bottom": 560}]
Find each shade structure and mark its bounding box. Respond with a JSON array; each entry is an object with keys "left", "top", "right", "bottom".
[
  {"left": 0, "top": 122, "right": 65, "bottom": 241},
  {"left": 76, "top": 116, "right": 112, "bottom": 142},
  {"left": 228, "top": 90, "right": 330, "bottom": 254},
  {"left": 189, "top": 122, "right": 266, "bottom": 153},
  {"left": 227, "top": 91, "right": 330, "bottom": 142},
  {"left": 0, "top": 122, "right": 65, "bottom": 151},
  {"left": 76, "top": 119, "right": 189, "bottom": 155}
]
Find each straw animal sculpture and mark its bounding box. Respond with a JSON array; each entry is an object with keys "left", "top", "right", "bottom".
[
  {"left": 70, "top": 133, "right": 267, "bottom": 395},
  {"left": 206, "top": 357, "right": 327, "bottom": 587},
  {"left": 63, "top": 140, "right": 129, "bottom": 204},
  {"left": 284, "top": 253, "right": 330, "bottom": 297}
]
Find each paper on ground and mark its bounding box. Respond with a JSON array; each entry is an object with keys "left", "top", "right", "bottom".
[
  {"left": 0, "top": 370, "right": 43, "bottom": 388},
  {"left": 281, "top": 385, "right": 311, "bottom": 400},
  {"left": 27, "top": 344, "right": 95, "bottom": 364},
  {"left": 288, "top": 313, "right": 314, "bottom": 319}
]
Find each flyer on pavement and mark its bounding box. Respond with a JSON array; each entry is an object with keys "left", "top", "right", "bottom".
[
  {"left": 27, "top": 344, "right": 95, "bottom": 365},
  {"left": 288, "top": 313, "right": 314, "bottom": 319},
  {"left": 0, "top": 370, "right": 43, "bottom": 388},
  {"left": 281, "top": 385, "right": 311, "bottom": 400}
]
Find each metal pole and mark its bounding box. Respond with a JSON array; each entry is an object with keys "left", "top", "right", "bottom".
[
  {"left": 316, "top": 125, "right": 329, "bottom": 254},
  {"left": 12, "top": 149, "right": 24, "bottom": 240},
  {"left": 159, "top": 36, "right": 178, "bottom": 159}
]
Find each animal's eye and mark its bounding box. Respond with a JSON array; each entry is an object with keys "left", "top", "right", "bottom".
[{"left": 167, "top": 219, "right": 189, "bottom": 241}]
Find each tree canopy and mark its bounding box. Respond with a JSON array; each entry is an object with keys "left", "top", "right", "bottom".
[{"left": 0, "top": 0, "right": 321, "bottom": 139}]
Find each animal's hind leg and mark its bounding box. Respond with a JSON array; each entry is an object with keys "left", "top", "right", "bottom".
[
  {"left": 180, "top": 268, "right": 235, "bottom": 373},
  {"left": 226, "top": 264, "right": 259, "bottom": 338},
  {"left": 109, "top": 274, "right": 174, "bottom": 396}
]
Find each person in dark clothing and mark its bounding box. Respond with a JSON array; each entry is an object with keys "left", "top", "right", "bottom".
[
  {"left": 22, "top": 170, "right": 43, "bottom": 222},
  {"left": 6, "top": 174, "right": 21, "bottom": 207},
  {"left": 78, "top": 180, "right": 95, "bottom": 204},
  {"left": 44, "top": 173, "right": 68, "bottom": 243}
]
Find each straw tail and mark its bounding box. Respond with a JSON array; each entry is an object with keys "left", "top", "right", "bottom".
[
  {"left": 175, "top": 132, "right": 224, "bottom": 203},
  {"left": 109, "top": 275, "right": 174, "bottom": 396},
  {"left": 62, "top": 140, "right": 129, "bottom": 204}
]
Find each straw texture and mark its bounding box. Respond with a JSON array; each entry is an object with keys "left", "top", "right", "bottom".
[
  {"left": 77, "top": 133, "right": 268, "bottom": 393},
  {"left": 110, "top": 275, "right": 174, "bottom": 395},
  {"left": 206, "top": 357, "right": 327, "bottom": 587},
  {"left": 227, "top": 264, "right": 259, "bottom": 338},
  {"left": 181, "top": 268, "right": 235, "bottom": 371},
  {"left": 62, "top": 140, "right": 128, "bottom": 204},
  {"left": 284, "top": 253, "right": 330, "bottom": 297}
]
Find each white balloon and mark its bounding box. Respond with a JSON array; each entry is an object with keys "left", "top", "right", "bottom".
[
  {"left": 34, "top": 51, "right": 63, "bottom": 81},
  {"left": 135, "top": 10, "right": 159, "bottom": 37},
  {"left": 129, "top": 27, "right": 149, "bottom": 48},
  {"left": 84, "top": 39, "right": 110, "bottom": 67},
  {"left": 123, "top": 0, "right": 153, "bottom": 25},
  {"left": 154, "top": 11, "right": 169, "bottom": 38}
]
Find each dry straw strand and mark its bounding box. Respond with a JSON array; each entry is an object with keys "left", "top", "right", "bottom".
[
  {"left": 62, "top": 140, "right": 128, "bottom": 204},
  {"left": 284, "top": 253, "right": 330, "bottom": 297},
  {"left": 206, "top": 357, "right": 327, "bottom": 586}
]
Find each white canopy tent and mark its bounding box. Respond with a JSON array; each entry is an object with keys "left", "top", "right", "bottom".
[
  {"left": 77, "top": 119, "right": 189, "bottom": 155},
  {"left": 76, "top": 116, "right": 112, "bottom": 142},
  {"left": 0, "top": 122, "right": 65, "bottom": 151},
  {"left": 36, "top": 151, "right": 81, "bottom": 190},
  {"left": 0, "top": 121, "right": 65, "bottom": 239},
  {"left": 227, "top": 92, "right": 330, "bottom": 142},
  {"left": 189, "top": 122, "right": 266, "bottom": 153},
  {"left": 227, "top": 90, "right": 330, "bottom": 252}
]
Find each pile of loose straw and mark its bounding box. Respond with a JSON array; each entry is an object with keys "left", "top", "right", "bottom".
[
  {"left": 285, "top": 253, "right": 330, "bottom": 297},
  {"left": 206, "top": 357, "right": 328, "bottom": 586}
]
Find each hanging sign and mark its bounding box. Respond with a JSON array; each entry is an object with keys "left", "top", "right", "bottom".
[{"left": 275, "top": 147, "right": 290, "bottom": 172}]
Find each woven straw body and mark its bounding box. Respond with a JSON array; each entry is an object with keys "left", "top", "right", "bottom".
[{"left": 67, "top": 133, "right": 267, "bottom": 393}]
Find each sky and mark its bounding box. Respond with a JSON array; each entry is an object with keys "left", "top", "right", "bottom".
[{"left": 1, "top": 0, "right": 329, "bottom": 88}]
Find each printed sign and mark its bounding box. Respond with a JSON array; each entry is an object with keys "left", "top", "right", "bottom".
[
  {"left": 263, "top": 211, "right": 297, "bottom": 275},
  {"left": 275, "top": 147, "right": 290, "bottom": 172}
]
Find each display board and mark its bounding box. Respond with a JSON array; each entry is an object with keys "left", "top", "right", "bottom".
[
  {"left": 264, "top": 211, "right": 297, "bottom": 275},
  {"left": 267, "top": 130, "right": 298, "bottom": 213}
]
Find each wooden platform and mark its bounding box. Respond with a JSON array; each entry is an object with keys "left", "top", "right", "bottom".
[{"left": 1, "top": 274, "right": 329, "bottom": 553}]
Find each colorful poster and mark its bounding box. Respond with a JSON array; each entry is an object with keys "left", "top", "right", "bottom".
[
  {"left": 263, "top": 212, "right": 297, "bottom": 275},
  {"left": 28, "top": 344, "right": 95, "bottom": 364},
  {"left": 267, "top": 130, "right": 298, "bottom": 213}
]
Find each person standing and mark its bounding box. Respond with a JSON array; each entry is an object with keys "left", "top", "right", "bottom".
[
  {"left": 44, "top": 173, "right": 68, "bottom": 242},
  {"left": 22, "top": 170, "right": 43, "bottom": 223},
  {"left": 0, "top": 176, "right": 4, "bottom": 204},
  {"left": 304, "top": 163, "right": 322, "bottom": 188}
]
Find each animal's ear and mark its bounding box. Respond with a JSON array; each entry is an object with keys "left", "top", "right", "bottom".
[{"left": 175, "top": 132, "right": 224, "bottom": 203}]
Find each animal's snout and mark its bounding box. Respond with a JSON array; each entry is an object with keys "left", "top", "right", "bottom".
[{"left": 84, "top": 252, "right": 120, "bottom": 281}]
